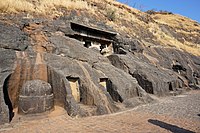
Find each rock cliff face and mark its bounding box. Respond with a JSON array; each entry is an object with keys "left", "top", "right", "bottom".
[{"left": 0, "top": 0, "right": 200, "bottom": 124}]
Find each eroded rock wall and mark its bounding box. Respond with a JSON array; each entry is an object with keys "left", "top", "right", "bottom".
[
  {"left": 0, "top": 49, "right": 16, "bottom": 124},
  {"left": 0, "top": 14, "right": 199, "bottom": 125}
]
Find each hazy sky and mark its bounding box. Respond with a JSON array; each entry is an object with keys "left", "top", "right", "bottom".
[{"left": 117, "top": 0, "right": 200, "bottom": 23}]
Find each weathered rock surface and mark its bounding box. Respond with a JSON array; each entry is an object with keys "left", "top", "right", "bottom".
[
  {"left": 0, "top": 12, "right": 199, "bottom": 125},
  {"left": 144, "top": 47, "right": 200, "bottom": 87},
  {"left": 108, "top": 53, "right": 184, "bottom": 96},
  {"left": 0, "top": 22, "right": 29, "bottom": 51},
  {"left": 0, "top": 49, "right": 16, "bottom": 124}
]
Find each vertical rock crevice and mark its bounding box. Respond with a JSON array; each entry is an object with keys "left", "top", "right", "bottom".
[{"left": 3, "top": 74, "right": 14, "bottom": 122}]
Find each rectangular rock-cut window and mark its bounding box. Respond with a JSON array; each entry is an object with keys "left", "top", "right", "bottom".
[
  {"left": 100, "top": 78, "right": 123, "bottom": 102},
  {"left": 84, "top": 40, "right": 92, "bottom": 48},
  {"left": 99, "top": 78, "right": 108, "bottom": 90},
  {"left": 67, "top": 77, "right": 80, "bottom": 102}
]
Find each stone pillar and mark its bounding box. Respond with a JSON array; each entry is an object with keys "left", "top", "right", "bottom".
[{"left": 18, "top": 80, "right": 54, "bottom": 115}]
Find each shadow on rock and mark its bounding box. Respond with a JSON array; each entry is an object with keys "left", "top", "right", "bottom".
[{"left": 148, "top": 119, "right": 195, "bottom": 133}]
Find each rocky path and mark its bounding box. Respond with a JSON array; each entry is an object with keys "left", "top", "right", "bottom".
[
  {"left": 134, "top": 90, "right": 200, "bottom": 121},
  {"left": 0, "top": 90, "right": 200, "bottom": 133}
]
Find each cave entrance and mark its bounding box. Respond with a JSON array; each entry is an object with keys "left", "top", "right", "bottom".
[
  {"left": 99, "top": 78, "right": 123, "bottom": 103},
  {"left": 172, "top": 61, "right": 186, "bottom": 74},
  {"left": 70, "top": 22, "right": 117, "bottom": 56},
  {"left": 84, "top": 40, "right": 92, "bottom": 48},
  {"left": 67, "top": 77, "right": 80, "bottom": 102},
  {"left": 99, "top": 78, "right": 108, "bottom": 89},
  {"left": 3, "top": 75, "right": 14, "bottom": 122},
  {"left": 169, "top": 82, "right": 173, "bottom": 91}
]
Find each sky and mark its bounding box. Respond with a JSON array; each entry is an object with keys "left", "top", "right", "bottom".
[{"left": 117, "top": 0, "right": 200, "bottom": 23}]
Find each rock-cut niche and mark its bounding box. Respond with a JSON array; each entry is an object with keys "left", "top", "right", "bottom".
[
  {"left": 70, "top": 22, "right": 116, "bottom": 56},
  {"left": 67, "top": 77, "right": 81, "bottom": 103},
  {"left": 99, "top": 78, "right": 123, "bottom": 103}
]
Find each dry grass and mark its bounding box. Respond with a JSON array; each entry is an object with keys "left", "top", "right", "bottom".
[
  {"left": 0, "top": 0, "right": 89, "bottom": 14},
  {"left": 152, "top": 14, "right": 200, "bottom": 31},
  {"left": 0, "top": 0, "right": 35, "bottom": 13},
  {"left": 107, "top": 1, "right": 200, "bottom": 56},
  {"left": 148, "top": 22, "right": 200, "bottom": 56},
  {"left": 151, "top": 14, "right": 200, "bottom": 56}
]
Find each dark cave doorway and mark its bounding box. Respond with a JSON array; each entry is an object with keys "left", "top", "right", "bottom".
[
  {"left": 169, "top": 82, "right": 173, "bottom": 91},
  {"left": 100, "top": 78, "right": 123, "bottom": 103},
  {"left": 3, "top": 74, "right": 14, "bottom": 122}
]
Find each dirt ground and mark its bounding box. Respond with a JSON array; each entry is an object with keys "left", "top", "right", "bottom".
[{"left": 0, "top": 90, "right": 200, "bottom": 133}]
